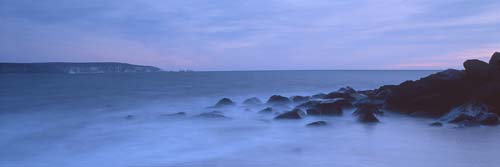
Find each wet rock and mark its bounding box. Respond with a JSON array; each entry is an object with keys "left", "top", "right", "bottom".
[
  {"left": 274, "top": 109, "right": 303, "bottom": 119},
  {"left": 472, "top": 82, "right": 500, "bottom": 111},
  {"left": 354, "top": 98, "right": 385, "bottom": 109},
  {"left": 297, "top": 99, "right": 348, "bottom": 116},
  {"left": 464, "top": 59, "right": 490, "bottom": 81},
  {"left": 166, "top": 112, "right": 186, "bottom": 117},
  {"left": 362, "top": 85, "right": 396, "bottom": 100},
  {"left": 311, "top": 93, "right": 326, "bottom": 99},
  {"left": 353, "top": 105, "right": 380, "bottom": 123},
  {"left": 306, "top": 121, "right": 328, "bottom": 127},
  {"left": 385, "top": 69, "right": 469, "bottom": 116},
  {"left": 324, "top": 92, "right": 354, "bottom": 101},
  {"left": 291, "top": 96, "right": 310, "bottom": 104},
  {"left": 430, "top": 122, "right": 443, "bottom": 127},
  {"left": 258, "top": 107, "right": 273, "bottom": 114},
  {"left": 214, "top": 98, "right": 235, "bottom": 108},
  {"left": 266, "top": 95, "right": 291, "bottom": 106},
  {"left": 440, "top": 101, "right": 499, "bottom": 125},
  {"left": 243, "top": 97, "right": 263, "bottom": 106},
  {"left": 195, "top": 111, "right": 228, "bottom": 119}
]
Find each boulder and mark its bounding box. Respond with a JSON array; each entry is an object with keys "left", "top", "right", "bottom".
[
  {"left": 243, "top": 97, "right": 263, "bottom": 106},
  {"left": 488, "top": 52, "right": 500, "bottom": 70},
  {"left": 471, "top": 82, "right": 500, "bottom": 111},
  {"left": 266, "top": 95, "right": 291, "bottom": 106},
  {"left": 291, "top": 96, "right": 310, "bottom": 104},
  {"left": 298, "top": 100, "right": 346, "bottom": 116},
  {"left": 274, "top": 109, "right": 303, "bottom": 119},
  {"left": 385, "top": 69, "right": 470, "bottom": 116},
  {"left": 306, "top": 121, "right": 328, "bottom": 127},
  {"left": 165, "top": 112, "right": 186, "bottom": 117},
  {"left": 258, "top": 107, "right": 273, "bottom": 114},
  {"left": 195, "top": 111, "right": 228, "bottom": 119},
  {"left": 430, "top": 122, "right": 443, "bottom": 127},
  {"left": 440, "top": 101, "right": 499, "bottom": 125},
  {"left": 464, "top": 59, "right": 490, "bottom": 81},
  {"left": 214, "top": 98, "right": 235, "bottom": 108},
  {"left": 353, "top": 105, "right": 380, "bottom": 123},
  {"left": 324, "top": 92, "right": 354, "bottom": 101}
]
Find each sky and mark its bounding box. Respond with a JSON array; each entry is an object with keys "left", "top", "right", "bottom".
[{"left": 0, "top": 0, "right": 499, "bottom": 70}]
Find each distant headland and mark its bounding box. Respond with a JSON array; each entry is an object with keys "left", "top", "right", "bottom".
[{"left": 0, "top": 62, "right": 162, "bottom": 74}]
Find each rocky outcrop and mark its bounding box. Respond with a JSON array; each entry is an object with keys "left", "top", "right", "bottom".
[
  {"left": 296, "top": 99, "right": 350, "bottom": 116},
  {"left": 0, "top": 62, "right": 161, "bottom": 74},
  {"left": 258, "top": 107, "right": 274, "bottom": 114},
  {"left": 291, "top": 96, "right": 310, "bottom": 104},
  {"left": 353, "top": 105, "right": 380, "bottom": 123}
]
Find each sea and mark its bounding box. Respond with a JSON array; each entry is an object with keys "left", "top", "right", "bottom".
[{"left": 1, "top": 70, "right": 500, "bottom": 167}]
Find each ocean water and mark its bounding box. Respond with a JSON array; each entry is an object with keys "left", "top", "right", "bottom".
[{"left": 1, "top": 70, "right": 500, "bottom": 167}]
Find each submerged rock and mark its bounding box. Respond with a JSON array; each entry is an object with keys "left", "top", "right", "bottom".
[
  {"left": 195, "top": 111, "right": 228, "bottom": 119},
  {"left": 214, "top": 98, "right": 235, "bottom": 108},
  {"left": 258, "top": 107, "right": 273, "bottom": 114},
  {"left": 243, "top": 97, "right": 263, "bottom": 106},
  {"left": 306, "top": 121, "right": 328, "bottom": 127},
  {"left": 266, "top": 95, "right": 291, "bottom": 106},
  {"left": 274, "top": 109, "right": 303, "bottom": 119},
  {"left": 440, "top": 101, "right": 499, "bottom": 125},
  {"left": 430, "top": 122, "right": 443, "bottom": 127},
  {"left": 165, "top": 112, "right": 186, "bottom": 117}
]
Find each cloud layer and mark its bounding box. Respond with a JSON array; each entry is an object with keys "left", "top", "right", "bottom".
[{"left": 1, "top": 0, "right": 499, "bottom": 70}]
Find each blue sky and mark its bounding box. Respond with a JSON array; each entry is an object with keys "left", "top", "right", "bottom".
[{"left": 0, "top": 0, "right": 499, "bottom": 70}]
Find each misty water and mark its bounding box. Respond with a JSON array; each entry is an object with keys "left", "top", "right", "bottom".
[{"left": 1, "top": 71, "right": 500, "bottom": 167}]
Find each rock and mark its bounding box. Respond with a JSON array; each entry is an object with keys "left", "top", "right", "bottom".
[
  {"left": 354, "top": 98, "right": 385, "bottom": 109},
  {"left": 258, "top": 107, "right": 273, "bottom": 114},
  {"left": 385, "top": 69, "right": 469, "bottom": 116},
  {"left": 296, "top": 99, "right": 350, "bottom": 116},
  {"left": 306, "top": 121, "right": 328, "bottom": 127},
  {"left": 266, "top": 95, "right": 291, "bottom": 106},
  {"left": 488, "top": 52, "right": 500, "bottom": 70},
  {"left": 214, "top": 98, "right": 235, "bottom": 108},
  {"left": 337, "top": 86, "right": 356, "bottom": 94},
  {"left": 430, "top": 122, "right": 443, "bottom": 127},
  {"left": 274, "top": 109, "right": 303, "bottom": 119},
  {"left": 440, "top": 101, "right": 499, "bottom": 125},
  {"left": 353, "top": 105, "right": 380, "bottom": 123},
  {"left": 165, "top": 112, "right": 186, "bottom": 117},
  {"left": 324, "top": 92, "right": 354, "bottom": 101},
  {"left": 464, "top": 59, "right": 490, "bottom": 81},
  {"left": 291, "top": 96, "right": 310, "bottom": 104},
  {"left": 311, "top": 93, "right": 326, "bottom": 99},
  {"left": 471, "top": 82, "right": 500, "bottom": 111},
  {"left": 195, "top": 111, "right": 228, "bottom": 119},
  {"left": 363, "top": 85, "right": 396, "bottom": 100},
  {"left": 243, "top": 97, "right": 263, "bottom": 106}
]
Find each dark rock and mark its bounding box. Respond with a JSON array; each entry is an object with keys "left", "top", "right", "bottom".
[
  {"left": 353, "top": 105, "right": 380, "bottom": 123},
  {"left": 472, "top": 82, "right": 500, "bottom": 111},
  {"left": 195, "top": 111, "right": 228, "bottom": 119},
  {"left": 214, "top": 98, "right": 235, "bottom": 108},
  {"left": 266, "top": 95, "right": 291, "bottom": 106},
  {"left": 324, "top": 92, "right": 354, "bottom": 101},
  {"left": 489, "top": 52, "right": 500, "bottom": 70},
  {"left": 166, "top": 112, "right": 186, "bottom": 117},
  {"left": 306, "top": 121, "right": 328, "bottom": 127},
  {"left": 464, "top": 59, "right": 490, "bottom": 81},
  {"left": 337, "top": 86, "right": 356, "bottom": 94},
  {"left": 430, "top": 122, "right": 443, "bottom": 127},
  {"left": 243, "top": 97, "right": 263, "bottom": 106},
  {"left": 385, "top": 69, "right": 470, "bottom": 116},
  {"left": 274, "top": 109, "right": 303, "bottom": 119},
  {"left": 363, "top": 85, "right": 396, "bottom": 100},
  {"left": 354, "top": 98, "right": 385, "bottom": 109},
  {"left": 258, "top": 107, "right": 273, "bottom": 114},
  {"left": 291, "top": 96, "right": 310, "bottom": 104},
  {"left": 311, "top": 93, "right": 326, "bottom": 99},
  {"left": 440, "top": 101, "right": 499, "bottom": 125},
  {"left": 297, "top": 99, "right": 349, "bottom": 116}
]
